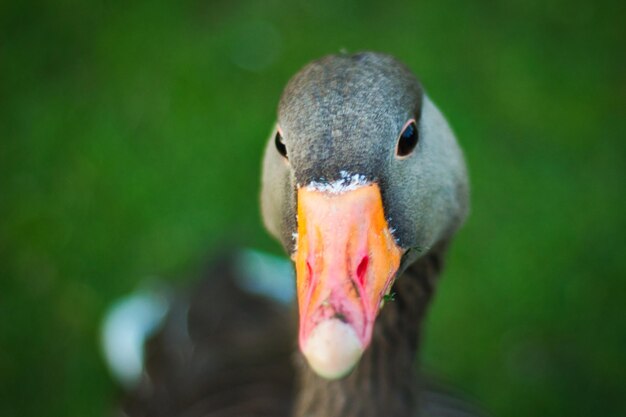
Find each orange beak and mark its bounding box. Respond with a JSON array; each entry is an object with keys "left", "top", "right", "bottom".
[{"left": 293, "top": 183, "right": 403, "bottom": 379}]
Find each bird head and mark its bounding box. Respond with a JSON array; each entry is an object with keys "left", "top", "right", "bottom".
[{"left": 261, "top": 52, "right": 469, "bottom": 379}]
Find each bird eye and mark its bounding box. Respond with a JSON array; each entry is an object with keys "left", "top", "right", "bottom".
[
  {"left": 396, "top": 120, "right": 419, "bottom": 158},
  {"left": 275, "top": 129, "right": 288, "bottom": 160}
]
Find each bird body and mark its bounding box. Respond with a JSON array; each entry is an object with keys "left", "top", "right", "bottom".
[{"left": 120, "top": 52, "right": 478, "bottom": 417}]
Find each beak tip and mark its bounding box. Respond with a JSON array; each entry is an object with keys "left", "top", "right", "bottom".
[{"left": 301, "top": 319, "right": 364, "bottom": 380}]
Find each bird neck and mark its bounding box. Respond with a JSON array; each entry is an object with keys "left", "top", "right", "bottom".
[{"left": 292, "top": 243, "right": 447, "bottom": 417}]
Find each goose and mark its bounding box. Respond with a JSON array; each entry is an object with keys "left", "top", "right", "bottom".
[{"left": 119, "top": 51, "right": 475, "bottom": 417}]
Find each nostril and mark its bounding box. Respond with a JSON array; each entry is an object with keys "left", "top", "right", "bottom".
[
  {"left": 356, "top": 256, "right": 369, "bottom": 286},
  {"left": 306, "top": 260, "right": 313, "bottom": 286}
]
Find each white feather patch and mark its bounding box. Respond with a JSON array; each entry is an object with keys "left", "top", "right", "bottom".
[{"left": 306, "top": 170, "right": 369, "bottom": 194}]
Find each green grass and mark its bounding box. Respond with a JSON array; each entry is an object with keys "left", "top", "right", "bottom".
[{"left": 1, "top": 0, "right": 624, "bottom": 416}]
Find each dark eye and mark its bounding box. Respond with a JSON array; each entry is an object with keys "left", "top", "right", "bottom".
[
  {"left": 275, "top": 130, "right": 288, "bottom": 159},
  {"left": 396, "top": 120, "right": 419, "bottom": 158}
]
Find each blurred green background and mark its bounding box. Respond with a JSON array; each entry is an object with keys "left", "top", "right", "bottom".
[{"left": 1, "top": 0, "right": 624, "bottom": 416}]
